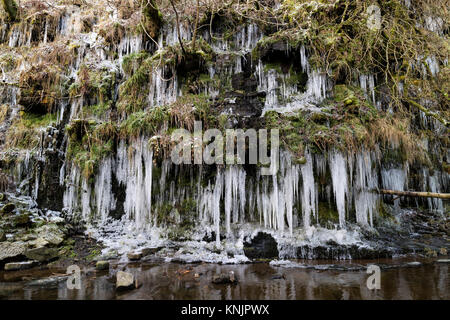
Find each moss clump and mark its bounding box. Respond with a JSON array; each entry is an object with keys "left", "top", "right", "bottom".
[
  {"left": 66, "top": 119, "right": 117, "bottom": 179},
  {"left": 119, "top": 106, "right": 169, "bottom": 139},
  {"left": 139, "top": 0, "right": 163, "bottom": 39},
  {"left": 1, "top": 0, "right": 18, "bottom": 22},
  {"left": 5, "top": 112, "right": 56, "bottom": 149},
  {"left": 69, "top": 66, "right": 116, "bottom": 104}
]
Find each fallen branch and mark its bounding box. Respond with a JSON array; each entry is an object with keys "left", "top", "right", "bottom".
[
  {"left": 406, "top": 99, "right": 449, "bottom": 128},
  {"left": 379, "top": 189, "right": 450, "bottom": 200}
]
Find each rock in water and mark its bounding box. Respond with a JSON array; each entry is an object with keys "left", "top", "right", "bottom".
[
  {"left": 96, "top": 261, "right": 110, "bottom": 270},
  {"left": 127, "top": 252, "right": 142, "bottom": 261},
  {"left": 212, "top": 271, "right": 238, "bottom": 285},
  {"left": 243, "top": 232, "right": 279, "bottom": 260},
  {"left": 0, "top": 242, "right": 26, "bottom": 262},
  {"left": 437, "top": 259, "right": 450, "bottom": 263},
  {"left": 24, "top": 247, "right": 59, "bottom": 262},
  {"left": 140, "top": 247, "right": 162, "bottom": 256},
  {"left": 116, "top": 271, "right": 135, "bottom": 291},
  {"left": 4, "top": 261, "right": 37, "bottom": 271}
]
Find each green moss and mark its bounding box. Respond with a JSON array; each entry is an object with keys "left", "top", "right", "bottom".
[
  {"left": 66, "top": 119, "right": 116, "bottom": 178},
  {"left": 1, "top": 0, "right": 18, "bottom": 21},
  {"left": 119, "top": 106, "right": 169, "bottom": 138},
  {"left": 5, "top": 113, "right": 57, "bottom": 149}
]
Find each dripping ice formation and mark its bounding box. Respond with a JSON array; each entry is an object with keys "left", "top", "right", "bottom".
[{"left": 0, "top": 3, "right": 448, "bottom": 265}]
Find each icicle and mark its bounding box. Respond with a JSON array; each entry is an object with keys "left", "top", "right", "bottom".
[
  {"left": 354, "top": 151, "right": 379, "bottom": 226},
  {"left": 301, "top": 151, "right": 316, "bottom": 228},
  {"left": 329, "top": 151, "right": 348, "bottom": 227},
  {"left": 95, "top": 157, "right": 116, "bottom": 222},
  {"left": 123, "top": 137, "right": 153, "bottom": 228}
]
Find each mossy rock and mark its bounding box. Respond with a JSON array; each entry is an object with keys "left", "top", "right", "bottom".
[
  {"left": 1, "top": 203, "right": 15, "bottom": 215},
  {"left": 0, "top": 193, "right": 7, "bottom": 202},
  {"left": 12, "top": 214, "right": 31, "bottom": 227},
  {"left": 1, "top": 0, "right": 18, "bottom": 22}
]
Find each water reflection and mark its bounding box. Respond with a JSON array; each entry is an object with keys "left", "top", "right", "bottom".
[{"left": 0, "top": 261, "right": 448, "bottom": 300}]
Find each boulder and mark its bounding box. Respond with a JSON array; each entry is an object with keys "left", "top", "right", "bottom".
[
  {"left": 127, "top": 252, "right": 142, "bottom": 261},
  {"left": 1, "top": 203, "right": 15, "bottom": 215},
  {"left": 0, "top": 241, "right": 26, "bottom": 262},
  {"left": 96, "top": 261, "right": 110, "bottom": 271},
  {"left": 116, "top": 271, "right": 135, "bottom": 291},
  {"left": 4, "top": 261, "right": 37, "bottom": 271},
  {"left": 140, "top": 247, "right": 162, "bottom": 257},
  {"left": 24, "top": 247, "right": 59, "bottom": 262},
  {"left": 34, "top": 224, "right": 65, "bottom": 246},
  {"left": 212, "top": 271, "right": 238, "bottom": 285}
]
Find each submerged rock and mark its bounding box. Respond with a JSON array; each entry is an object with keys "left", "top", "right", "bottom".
[
  {"left": 212, "top": 271, "right": 238, "bottom": 285},
  {"left": 4, "top": 261, "right": 37, "bottom": 271},
  {"left": 116, "top": 271, "right": 135, "bottom": 291},
  {"left": 244, "top": 232, "right": 279, "bottom": 260}
]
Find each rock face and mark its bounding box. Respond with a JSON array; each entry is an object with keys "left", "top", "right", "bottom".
[
  {"left": 296, "top": 242, "right": 393, "bottom": 260},
  {"left": 244, "top": 232, "right": 279, "bottom": 260},
  {"left": 24, "top": 247, "right": 59, "bottom": 262},
  {"left": 116, "top": 271, "right": 135, "bottom": 291},
  {"left": 0, "top": 242, "right": 26, "bottom": 263},
  {"left": 4, "top": 261, "right": 37, "bottom": 271}
]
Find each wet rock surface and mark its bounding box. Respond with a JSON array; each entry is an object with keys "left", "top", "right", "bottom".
[{"left": 4, "top": 261, "right": 37, "bottom": 271}]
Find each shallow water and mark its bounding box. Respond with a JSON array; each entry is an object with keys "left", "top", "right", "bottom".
[{"left": 0, "top": 258, "right": 448, "bottom": 300}]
